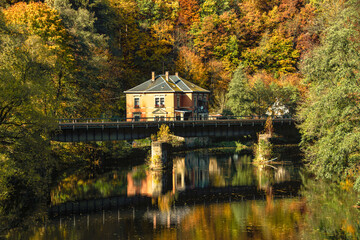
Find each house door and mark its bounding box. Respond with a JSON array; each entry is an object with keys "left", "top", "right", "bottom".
[{"left": 133, "top": 113, "right": 141, "bottom": 122}]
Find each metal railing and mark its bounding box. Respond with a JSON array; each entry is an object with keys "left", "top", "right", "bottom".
[{"left": 58, "top": 115, "right": 293, "bottom": 124}]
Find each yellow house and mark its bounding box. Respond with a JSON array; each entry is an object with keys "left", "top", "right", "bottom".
[{"left": 124, "top": 72, "right": 210, "bottom": 121}]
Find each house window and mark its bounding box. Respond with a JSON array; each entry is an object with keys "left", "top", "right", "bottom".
[
  {"left": 154, "top": 116, "right": 165, "bottom": 121},
  {"left": 155, "top": 97, "right": 165, "bottom": 108},
  {"left": 160, "top": 98, "right": 164, "bottom": 107},
  {"left": 194, "top": 95, "right": 197, "bottom": 107},
  {"left": 133, "top": 113, "right": 141, "bottom": 122},
  {"left": 134, "top": 97, "right": 139, "bottom": 108},
  {"left": 177, "top": 95, "right": 180, "bottom": 108}
]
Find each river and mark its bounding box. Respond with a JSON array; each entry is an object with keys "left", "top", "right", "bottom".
[{"left": 6, "top": 146, "right": 360, "bottom": 239}]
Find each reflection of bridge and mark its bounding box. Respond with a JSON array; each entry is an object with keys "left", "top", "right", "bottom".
[
  {"left": 53, "top": 117, "right": 297, "bottom": 142},
  {"left": 49, "top": 180, "right": 301, "bottom": 217}
]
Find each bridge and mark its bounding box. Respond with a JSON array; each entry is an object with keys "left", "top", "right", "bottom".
[{"left": 53, "top": 117, "right": 297, "bottom": 142}]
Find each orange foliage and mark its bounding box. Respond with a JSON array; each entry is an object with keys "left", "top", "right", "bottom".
[
  {"left": 176, "top": 46, "right": 207, "bottom": 87},
  {"left": 248, "top": 71, "right": 307, "bottom": 95},
  {"left": 178, "top": 0, "right": 200, "bottom": 29}
]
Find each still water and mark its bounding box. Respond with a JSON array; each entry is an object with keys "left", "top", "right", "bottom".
[{"left": 9, "top": 147, "right": 360, "bottom": 239}]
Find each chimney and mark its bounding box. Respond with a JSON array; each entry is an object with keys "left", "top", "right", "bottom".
[
  {"left": 165, "top": 71, "right": 169, "bottom": 80},
  {"left": 152, "top": 72, "right": 155, "bottom": 82},
  {"left": 175, "top": 72, "right": 179, "bottom": 77}
]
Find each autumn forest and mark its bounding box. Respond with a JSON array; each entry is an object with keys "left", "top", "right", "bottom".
[{"left": 1, "top": 0, "right": 360, "bottom": 236}]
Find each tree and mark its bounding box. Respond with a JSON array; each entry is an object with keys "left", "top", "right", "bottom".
[
  {"left": 3, "top": 2, "right": 76, "bottom": 116},
  {"left": 46, "top": 0, "right": 120, "bottom": 117},
  {"left": 199, "top": 0, "right": 232, "bottom": 18},
  {"left": 0, "top": 12, "right": 58, "bottom": 231},
  {"left": 177, "top": 0, "right": 200, "bottom": 29},
  {"left": 242, "top": 31, "right": 300, "bottom": 76},
  {"left": 226, "top": 65, "right": 300, "bottom": 116},
  {"left": 226, "top": 64, "right": 253, "bottom": 116},
  {"left": 175, "top": 46, "right": 207, "bottom": 87},
  {"left": 297, "top": 0, "right": 360, "bottom": 183}
]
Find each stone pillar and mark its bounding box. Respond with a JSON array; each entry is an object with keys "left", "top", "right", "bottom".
[{"left": 151, "top": 141, "right": 170, "bottom": 169}]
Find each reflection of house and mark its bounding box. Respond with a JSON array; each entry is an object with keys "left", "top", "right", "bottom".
[
  {"left": 173, "top": 157, "right": 186, "bottom": 192},
  {"left": 172, "top": 152, "right": 212, "bottom": 192},
  {"left": 127, "top": 170, "right": 163, "bottom": 197},
  {"left": 124, "top": 72, "right": 210, "bottom": 121}
]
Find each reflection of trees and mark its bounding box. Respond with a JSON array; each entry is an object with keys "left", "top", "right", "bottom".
[
  {"left": 301, "top": 178, "right": 360, "bottom": 239},
  {"left": 19, "top": 199, "right": 307, "bottom": 240},
  {"left": 256, "top": 165, "right": 275, "bottom": 190},
  {"left": 172, "top": 152, "right": 294, "bottom": 191},
  {"left": 174, "top": 199, "right": 306, "bottom": 240},
  {"left": 254, "top": 164, "right": 291, "bottom": 191},
  {"left": 172, "top": 151, "right": 211, "bottom": 190},
  {"left": 51, "top": 171, "right": 127, "bottom": 204},
  {"left": 173, "top": 151, "right": 258, "bottom": 190},
  {"left": 157, "top": 191, "right": 177, "bottom": 212},
  {"left": 232, "top": 155, "right": 255, "bottom": 186},
  {"left": 274, "top": 166, "right": 290, "bottom": 183}
]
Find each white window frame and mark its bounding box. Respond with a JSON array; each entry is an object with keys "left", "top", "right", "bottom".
[
  {"left": 155, "top": 95, "right": 165, "bottom": 108},
  {"left": 134, "top": 97, "right": 140, "bottom": 108}
]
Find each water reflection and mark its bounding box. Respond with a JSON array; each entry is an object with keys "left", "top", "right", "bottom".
[
  {"left": 170, "top": 151, "right": 298, "bottom": 193},
  {"left": 12, "top": 198, "right": 307, "bottom": 240},
  {"left": 9, "top": 147, "right": 360, "bottom": 239},
  {"left": 14, "top": 177, "right": 360, "bottom": 240},
  {"left": 51, "top": 150, "right": 300, "bottom": 207}
]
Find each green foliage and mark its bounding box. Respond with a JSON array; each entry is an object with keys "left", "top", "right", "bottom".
[
  {"left": 226, "top": 64, "right": 300, "bottom": 116},
  {"left": 242, "top": 32, "right": 300, "bottom": 75},
  {"left": 235, "top": 141, "right": 252, "bottom": 152},
  {"left": 1, "top": 0, "right": 358, "bottom": 232},
  {"left": 226, "top": 64, "right": 253, "bottom": 116},
  {"left": 297, "top": 0, "right": 360, "bottom": 182},
  {"left": 0, "top": 14, "right": 59, "bottom": 230},
  {"left": 231, "top": 155, "right": 253, "bottom": 186},
  {"left": 50, "top": 170, "right": 127, "bottom": 204},
  {"left": 301, "top": 177, "right": 360, "bottom": 239},
  {"left": 254, "top": 138, "right": 273, "bottom": 162},
  {"left": 199, "top": 0, "right": 232, "bottom": 18}
]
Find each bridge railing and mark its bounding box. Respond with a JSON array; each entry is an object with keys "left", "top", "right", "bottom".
[{"left": 58, "top": 115, "right": 293, "bottom": 124}]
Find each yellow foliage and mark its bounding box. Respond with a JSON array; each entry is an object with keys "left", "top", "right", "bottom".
[
  {"left": 156, "top": 124, "right": 172, "bottom": 142},
  {"left": 264, "top": 116, "right": 274, "bottom": 136},
  {"left": 340, "top": 179, "right": 354, "bottom": 191}
]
